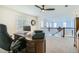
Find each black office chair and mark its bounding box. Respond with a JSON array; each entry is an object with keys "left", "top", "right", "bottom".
[
  {"left": 10, "top": 35, "right": 27, "bottom": 53},
  {"left": 0, "top": 24, "right": 27, "bottom": 52},
  {"left": 0, "top": 24, "right": 13, "bottom": 51}
]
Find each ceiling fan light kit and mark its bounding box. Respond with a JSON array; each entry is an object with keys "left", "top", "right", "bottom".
[
  {"left": 41, "top": 10, "right": 45, "bottom": 12},
  {"left": 65, "top": 5, "right": 68, "bottom": 7},
  {"left": 35, "top": 5, "right": 55, "bottom": 12}
]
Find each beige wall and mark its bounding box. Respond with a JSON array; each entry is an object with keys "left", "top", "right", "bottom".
[{"left": 0, "top": 6, "right": 38, "bottom": 34}]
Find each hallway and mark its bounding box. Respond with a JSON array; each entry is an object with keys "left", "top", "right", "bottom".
[{"left": 46, "top": 36, "right": 78, "bottom": 53}]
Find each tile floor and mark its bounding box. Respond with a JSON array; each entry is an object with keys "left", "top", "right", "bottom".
[{"left": 46, "top": 36, "right": 78, "bottom": 53}]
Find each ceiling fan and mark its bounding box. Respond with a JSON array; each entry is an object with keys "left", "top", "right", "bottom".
[{"left": 35, "top": 5, "right": 55, "bottom": 11}]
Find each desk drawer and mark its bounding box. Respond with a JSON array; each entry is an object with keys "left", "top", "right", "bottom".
[{"left": 26, "top": 41, "right": 35, "bottom": 53}]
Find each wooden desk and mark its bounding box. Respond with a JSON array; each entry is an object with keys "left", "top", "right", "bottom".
[
  {"left": 26, "top": 39, "right": 46, "bottom": 53},
  {"left": 14, "top": 34, "right": 46, "bottom": 53}
]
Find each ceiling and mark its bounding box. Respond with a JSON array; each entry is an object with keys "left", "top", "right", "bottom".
[
  {"left": 3, "top": 5, "right": 41, "bottom": 16},
  {"left": 2, "top": 5, "right": 79, "bottom": 18}
]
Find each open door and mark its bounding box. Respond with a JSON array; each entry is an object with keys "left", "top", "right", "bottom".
[
  {"left": 76, "top": 17, "right": 79, "bottom": 32},
  {"left": 75, "top": 17, "right": 79, "bottom": 52}
]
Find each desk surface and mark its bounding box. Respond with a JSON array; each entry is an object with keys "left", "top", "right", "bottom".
[
  {"left": 15, "top": 33, "right": 32, "bottom": 40},
  {"left": 15, "top": 33, "right": 45, "bottom": 41}
]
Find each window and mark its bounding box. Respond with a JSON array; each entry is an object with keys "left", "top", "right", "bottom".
[
  {"left": 41, "top": 21, "right": 44, "bottom": 27},
  {"left": 16, "top": 16, "right": 27, "bottom": 31},
  {"left": 63, "top": 22, "right": 66, "bottom": 27},
  {"left": 46, "top": 22, "right": 49, "bottom": 27},
  {"left": 50, "top": 23, "right": 52, "bottom": 27},
  {"left": 54, "top": 23, "right": 57, "bottom": 27}
]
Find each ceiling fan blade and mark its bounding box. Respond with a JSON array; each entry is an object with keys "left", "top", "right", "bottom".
[
  {"left": 35, "top": 5, "right": 42, "bottom": 10},
  {"left": 45, "top": 8, "right": 55, "bottom": 10}
]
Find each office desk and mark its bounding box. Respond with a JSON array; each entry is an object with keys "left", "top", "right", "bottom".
[
  {"left": 26, "top": 39, "right": 46, "bottom": 53},
  {"left": 14, "top": 34, "right": 46, "bottom": 53}
]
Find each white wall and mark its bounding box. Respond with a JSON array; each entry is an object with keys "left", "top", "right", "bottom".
[{"left": 0, "top": 6, "right": 38, "bottom": 34}]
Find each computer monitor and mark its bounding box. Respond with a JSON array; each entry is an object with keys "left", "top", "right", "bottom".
[{"left": 23, "top": 26, "right": 31, "bottom": 31}]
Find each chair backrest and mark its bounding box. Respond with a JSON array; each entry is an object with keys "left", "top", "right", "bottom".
[
  {"left": 0, "top": 24, "right": 7, "bottom": 33},
  {"left": 0, "top": 24, "right": 12, "bottom": 51},
  {"left": 32, "top": 30, "right": 45, "bottom": 39},
  {"left": 10, "top": 37, "right": 27, "bottom": 53}
]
